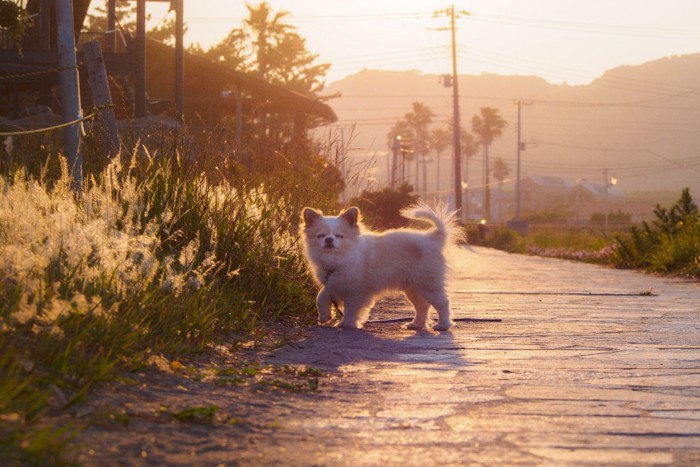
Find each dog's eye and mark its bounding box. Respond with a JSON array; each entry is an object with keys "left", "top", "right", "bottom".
[
  {"left": 316, "top": 234, "right": 325, "bottom": 239},
  {"left": 335, "top": 234, "right": 344, "bottom": 239}
]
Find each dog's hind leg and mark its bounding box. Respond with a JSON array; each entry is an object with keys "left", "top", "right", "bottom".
[{"left": 404, "top": 289, "right": 430, "bottom": 330}]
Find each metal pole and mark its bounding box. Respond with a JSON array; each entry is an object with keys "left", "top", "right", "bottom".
[
  {"left": 55, "top": 0, "right": 82, "bottom": 188},
  {"left": 515, "top": 100, "right": 522, "bottom": 221},
  {"left": 391, "top": 137, "right": 400, "bottom": 189},
  {"left": 604, "top": 168, "right": 609, "bottom": 236},
  {"left": 450, "top": 5, "right": 463, "bottom": 217}
]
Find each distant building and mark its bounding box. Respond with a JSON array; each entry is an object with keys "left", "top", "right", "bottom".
[{"left": 521, "top": 175, "right": 573, "bottom": 213}]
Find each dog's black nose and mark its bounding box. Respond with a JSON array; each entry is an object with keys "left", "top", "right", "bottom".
[{"left": 324, "top": 237, "right": 334, "bottom": 247}]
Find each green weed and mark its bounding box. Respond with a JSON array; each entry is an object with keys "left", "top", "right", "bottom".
[
  {"left": 170, "top": 405, "right": 219, "bottom": 423},
  {"left": 0, "top": 133, "right": 341, "bottom": 460},
  {"left": 615, "top": 188, "right": 700, "bottom": 277}
]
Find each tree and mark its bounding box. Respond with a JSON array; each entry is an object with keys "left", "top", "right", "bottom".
[
  {"left": 238, "top": 2, "right": 329, "bottom": 95},
  {"left": 192, "top": 28, "right": 251, "bottom": 72},
  {"left": 492, "top": 157, "right": 510, "bottom": 184},
  {"left": 0, "top": 0, "right": 30, "bottom": 50},
  {"left": 245, "top": 2, "right": 292, "bottom": 79},
  {"left": 387, "top": 119, "right": 414, "bottom": 186},
  {"left": 472, "top": 107, "right": 507, "bottom": 220},
  {"left": 458, "top": 127, "right": 480, "bottom": 217},
  {"left": 388, "top": 102, "right": 434, "bottom": 191},
  {"left": 430, "top": 127, "right": 450, "bottom": 192},
  {"left": 265, "top": 30, "right": 330, "bottom": 94},
  {"left": 492, "top": 157, "right": 511, "bottom": 221}
]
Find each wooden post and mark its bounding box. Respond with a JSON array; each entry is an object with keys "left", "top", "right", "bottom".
[
  {"left": 106, "top": 0, "right": 116, "bottom": 53},
  {"left": 55, "top": 0, "right": 82, "bottom": 187},
  {"left": 39, "top": 0, "right": 51, "bottom": 51},
  {"left": 83, "top": 41, "right": 121, "bottom": 157},
  {"left": 135, "top": 0, "right": 147, "bottom": 118},
  {"left": 174, "top": 0, "right": 185, "bottom": 126}
]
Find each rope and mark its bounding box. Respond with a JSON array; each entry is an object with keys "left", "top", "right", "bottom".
[
  {"left": 0, "top": 65, "right": 79, "bottom": 81},
  {"left": 0, "top": 112, "right": 96, "bottom": 137},
  {"left": 0, "top": 104, "right": 115, "bottom": 137}
]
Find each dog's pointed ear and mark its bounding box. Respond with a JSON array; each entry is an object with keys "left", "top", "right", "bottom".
[
  {"left": 340, "top": 207, "right": 359, "bottom": 227},
  {"left": 302, "top": 207, "right": 322, "bottom": 227}
]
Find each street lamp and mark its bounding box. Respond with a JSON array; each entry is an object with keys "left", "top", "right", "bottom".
[
  {"left": 391, "top": 136, "right": 402, "bottom": 189},
  {"left": 604, "top": 170, "right": 618, "bottom": 236}
]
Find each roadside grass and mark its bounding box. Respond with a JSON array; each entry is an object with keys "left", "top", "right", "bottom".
[
  {"left": 0, "top": 139, "right": 339, "bottom": 462},
  {"left": 471, "top": 224, "right": 616, "bottom": 265},
  {"left": 471, "top": 188, "right": 699, "bottom": 278},
  {"left": 614, "top": 188, "right": 699, "bottom": 277}
]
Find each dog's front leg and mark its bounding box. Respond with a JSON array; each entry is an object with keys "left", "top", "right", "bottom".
[
  {"left": 337, "top": 296, "right": 371, "bottom": 329},
  {"left": 316, "top": 288, "right": 334, "bottom": 324}
]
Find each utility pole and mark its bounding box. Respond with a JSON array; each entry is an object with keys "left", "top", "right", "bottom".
[
  {"left": 514, "top": 100, "right": 533, "bottom": 224},
  {"left": 434, "top": 6, "right": 469, "bottom": 218},
  {"left": 450, "top": 5, "right": 462, "bottom": 216}
]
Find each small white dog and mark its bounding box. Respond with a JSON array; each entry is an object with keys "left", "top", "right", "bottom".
[{"left": 301, "top": 203, "right": 463, "bottom": 330}]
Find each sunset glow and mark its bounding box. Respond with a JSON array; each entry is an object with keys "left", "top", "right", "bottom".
[{"left": 130, "top": 0, "right": 700, "bottom": 85}]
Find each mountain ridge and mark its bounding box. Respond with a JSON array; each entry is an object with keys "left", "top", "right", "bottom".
[{"left": 323, "top": 53, "right": 700, "bottom": 197}]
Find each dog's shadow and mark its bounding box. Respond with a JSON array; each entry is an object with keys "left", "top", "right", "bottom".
[{"left": 268, "top": 321, "right": 477, "bottom": 373}]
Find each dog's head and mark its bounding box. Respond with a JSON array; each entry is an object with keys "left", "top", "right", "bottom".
[{"left": 301, "top": 207, "right": 361, "bottom": 256}]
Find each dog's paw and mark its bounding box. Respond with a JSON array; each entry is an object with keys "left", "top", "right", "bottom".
[
  {"left": 337, "top": 320, "right": 362, "bottom": 330},
  {"left": 318, "top": 312, "right": 332, "bottom": 324},
  {"left": 404, "top": 321, "right": 427, "bottom": 330},
  {"left": 432, "top": 321, "right": 455, "bottom": 331}
]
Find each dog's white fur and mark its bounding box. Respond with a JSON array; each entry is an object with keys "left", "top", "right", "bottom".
[{"left": 301, "top": 203, "right": 463, "bottom": 330}]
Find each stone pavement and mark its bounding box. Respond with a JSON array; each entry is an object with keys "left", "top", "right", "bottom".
[{"left": 243, "top": 246, "right": 700, "bottom": 465}]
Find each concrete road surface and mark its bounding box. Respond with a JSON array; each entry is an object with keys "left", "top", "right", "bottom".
[{"left": 72, "top": 246, "right": 700, "bottom": 466}]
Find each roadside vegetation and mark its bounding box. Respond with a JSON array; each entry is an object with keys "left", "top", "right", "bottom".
[
  {"left": 0, "top": 137, "right": 340, "bottom": 463},
  {"left": 472, "top": 188, "right": 700, "bottom": 278},
  {"left": 1, "top": 1, "right": 341, "bottom": 462},
  {"left": 614, "top": 188, "right": 699, "bottom": 277}
]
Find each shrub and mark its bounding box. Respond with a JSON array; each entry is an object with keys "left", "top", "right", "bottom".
[
  {"left": 614, "top": 188, "right": 700, "bottom": 276},
  {"left": 483, "top": 227, "right": 525, "bottom": 253},
  {"left": 348, "top": 183, "right": 418, "bottom": 230}
]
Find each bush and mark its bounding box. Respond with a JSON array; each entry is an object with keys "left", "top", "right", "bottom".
[
  {"left": 483, "top": 227, "right": 525, "bottom": 253},
  {"left": 614, "top": 188, "right": 700, "bottom": 276},
  {"left": 348, "top": 183, "right": 418, "bottom": 230}
]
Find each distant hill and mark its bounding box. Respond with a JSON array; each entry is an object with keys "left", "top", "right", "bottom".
[{"left": 322, "top": 54, "right": 700, "bottom": 200}]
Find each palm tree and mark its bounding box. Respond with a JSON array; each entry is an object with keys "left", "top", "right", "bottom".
[
  {"left": 387, "top": 119, "right": 413, "bottom": 186},
  {"left": 404, "top": 102, "right": 434, "bottom": 192},
  {"left": 388, "top": 102, "right": 434, "bottom": 190},
  {"left": 459, "top": 128, "right": 480, "bottom": 218},
  {"left": 430, "top": 127, "right": 450, "bottom": 192},
  {"left": 472, "top": 107, "right": 507, "bottom": 220},
  {"left": 492, "top": 157, "right": 511, "bottom": 221},
  {"left": 245, "top": 2, "right": 292, "bottom": 80}
]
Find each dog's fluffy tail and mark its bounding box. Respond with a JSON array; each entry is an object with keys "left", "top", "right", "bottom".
[{"left": 400, "top": 202, "right": 465, "bottom": 245}]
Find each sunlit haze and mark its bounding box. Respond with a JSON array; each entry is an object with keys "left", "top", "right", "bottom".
[
  {"left": 115, "top": 0, "right": 700, "bottom": 197},
  {"left": 144, "top": 0, "right": 700, "bottom": 85}
]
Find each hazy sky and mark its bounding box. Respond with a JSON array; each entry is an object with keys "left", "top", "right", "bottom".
[{"left": 140, "top": 0, "right": 700, "bottom": 85}]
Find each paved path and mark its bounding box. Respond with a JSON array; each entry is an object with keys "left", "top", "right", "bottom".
[
  {"left": 249, "top": 246, "right": 700, "bottom": 465},
  {"left": 72, "top": 247, "right": 700, "bottom": 465}
]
